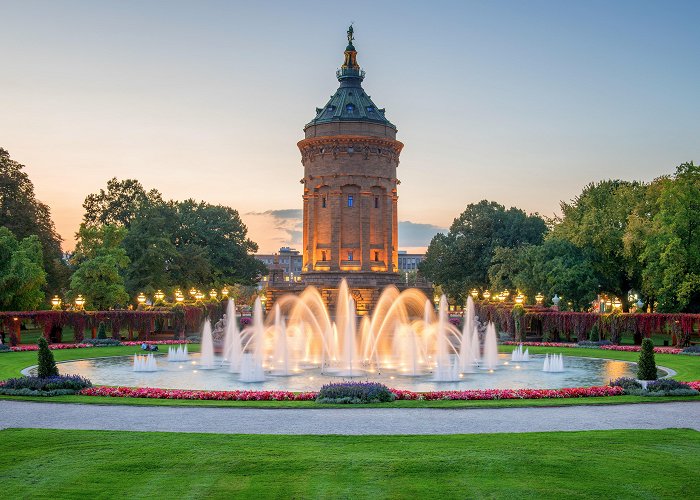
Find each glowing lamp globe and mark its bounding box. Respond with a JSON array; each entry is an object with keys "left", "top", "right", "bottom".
[
  {"left": 154, "top": 290, "right": 165, "bottom": 302},
  {"left": 137, "top": 293, "right": 147, "bottom": 305},
  {"left": 535, "top": 293, "right": 544, "bottom": 305},
  {"left": 50, "top": 295, "right": 62, "bottom": 310}
]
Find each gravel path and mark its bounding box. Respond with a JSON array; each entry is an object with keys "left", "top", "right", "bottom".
[{"left": 0, "top": 400, "right": 698, "bottom": 434}]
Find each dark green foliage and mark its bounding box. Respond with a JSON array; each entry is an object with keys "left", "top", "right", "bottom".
[
  {"left": 0, "top": 227, "right": 47, "bottom": 311},
  {"left": 589, "top": 323, "right": 600, "bottom": 342},
  {"left": 82, "top": 338, "right": 121, "bottom": 346},
  {"left": 637, "top": 338, "right": 657, "bottom": 380},
  {"left": 36, "top": 337, "right": 58, "bottom": 378},
  {"left": 0, "top": 373, "right": 91, "bottom": 395},
  {"left": 317, "top": 382, "right": 395, "bottom": 404},
  {"left": 0, "top": 148, "right": 69, "bottom": 295},
  {"left": 420, "top": 200, "right": 547, "bottom": 301},
  {"left": 96, "top": 322, "right": 107, "bottom": 339}
]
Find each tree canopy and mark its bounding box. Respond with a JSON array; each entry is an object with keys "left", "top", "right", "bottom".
[
  {"left": 0, "top": 148, "right": 68, "bottom": 295},
  {"left": 419, "top": 200, "right": 547, "bottom": 301},
  {"left": 0, "top": 227, "right": 47, "bottom": 311}
]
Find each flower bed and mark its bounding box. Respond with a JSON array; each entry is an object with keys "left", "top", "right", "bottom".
[
  {"left": 121, "top": 341, "right": 190, "bottom": 346},
  {"left": 7, "top": 340, "right": 190, "bottom": 352},
  {"left": 9, "top": 343, "right": 94, "bottom": 352},
  {"left": 502, "top": 341, "right": 683, "bottom": 354},
  {"left": 80, "top": 386, "right": 317, "bottom": 401},
  {"left": 79, "top": 385, "right": 628, "bottom": 402}
]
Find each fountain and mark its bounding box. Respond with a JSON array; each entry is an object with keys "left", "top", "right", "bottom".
[
  {"left": 511, "top": 344, "right": 530, "bottom": 362},
  {"left": 133, "top": 353, "right": 157, "bottom": 372},
  {"left": 543, "top": 353, "right": 564, "bottom": 372},
  {"left": 459, "top": 296, "right": 476, "bottom": 373},
  {"left": 167, "top": 345, "right": 189, "bottom": 362},
  {"left": 199, "top": 320, "right": 216, "bottom": 370},
  {"left": 239, "top": 297, "right": 266, "bottom": 382},
  {"left": 481, "top": 322, "right": 499, "bottom": 370}
]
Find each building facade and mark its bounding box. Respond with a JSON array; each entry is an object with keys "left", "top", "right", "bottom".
[
  {"left": 255, "top": 247, "right": 303, "bottom": 285},
  {"left": 298, "top": 26, "right": 403, "bottom": 294}
]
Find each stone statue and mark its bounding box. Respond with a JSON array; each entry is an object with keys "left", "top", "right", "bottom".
[
  {"left": 347, "top": 24, "right": 354, "bottom": 45},
  {"left": 212, "top": 313, "right": 227, "bottom": 342}
]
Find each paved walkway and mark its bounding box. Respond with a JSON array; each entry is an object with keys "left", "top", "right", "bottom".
[{"left": 0, "top": 400, "right": 698, "bottom": 434}]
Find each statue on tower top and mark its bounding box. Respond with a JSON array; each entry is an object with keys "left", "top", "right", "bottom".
[{"left": 347, "top": 24, "right": 354, "bottom": 45}]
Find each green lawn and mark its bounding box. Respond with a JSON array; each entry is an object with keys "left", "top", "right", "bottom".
[{"left": 1, "top": 428, "right": 698, "bottom": 499}]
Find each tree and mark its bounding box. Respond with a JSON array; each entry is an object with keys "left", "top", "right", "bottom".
[
  {"left": 419, "top": 200, "right": 547, "bottom": 301},
  {"left": 553, "top": 180, "right": 647, "bottom": 310},
  {"left": 489, "top": 238, "right": 601, "bottom": 310},
  {"left": 0, "top": 148, "right": 69, "bottom": 295},
  {"left": 82, "top": 177, "right": 163, "bottom": 228},
  {"left": 624, "top": 163, "right": 700, "bottom": 312},
  {"left": 0, "top": 227, "right": 47, "bottom": 310},
  {"left": 69, "top": 225, "right": 130, "bottom": 310},
  {"left": 37, "top": 336, "right": 59, "bottom": 378}
]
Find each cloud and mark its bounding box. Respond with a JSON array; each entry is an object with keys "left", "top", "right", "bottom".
[
  {"left": 245, "top": 208, "right": 303, "bottom": 248},
  {"left": 398, "top": 221, "right": 446, "bottom": 247}
]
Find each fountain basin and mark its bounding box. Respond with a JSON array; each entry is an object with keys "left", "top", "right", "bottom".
[{"left": 46, "top": 353, "right": 645, "bottom": 393}]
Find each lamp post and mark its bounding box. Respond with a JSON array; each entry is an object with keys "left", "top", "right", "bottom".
[
  {"left": 221, "top": 287, "right": 229, "bottom": 299},
  {"left": 515, "top": 293, "right": 525, "bottom": 305},
  {"left": 74, "top": 295, "right": 86, "bottom": 310},
  {"left": 552, "top": 294, "right": 560, "bottom": 310},
  {"left": 137, "top": 293, "right": 147, "bottom": 306},
  {"left": 195, "top": 290, "right": 205, "bottom": 303},
  {"left": 470, "top": 288, "right": 479, "bottom": 300},
  {"left": 636, "top": 298, "right": 644, "bottom": 310},
  {"left": 483, "top": 290, "right": 491, "bottom": 301},
  {"left": 209, "top": 289, "right": 218, "bottom": 301},
  {"left": 535, "top": 293, "right": 544, "bottom": 306},
  {"left": 189, "top": 287, "right": 197, "bottom": 300},
  {"left": 174, "top": 289, "right": 184, "bottom": 304},
  {"left": 50, "top": 295, "right": 62, "bottom": 310},
  {"left": 153, "top": 290, "right": 165, "bottom": 303},
  {"left": 612, "top": 297, "right": 622, "bottom": 310}
]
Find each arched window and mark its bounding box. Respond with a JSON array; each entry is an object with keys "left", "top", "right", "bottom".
[{"left": 346, "top": 104, "right": 355, "bottom": 113}]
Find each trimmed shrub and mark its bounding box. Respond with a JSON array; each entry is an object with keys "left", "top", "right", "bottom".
[
  {"left": 646, "top": 379, "right": 694, "bottom": 393},
  {"left": 316, "top": 382, "right": 395, "bottom": 404},
  {"left": 588, "top": 323, "right": 600, "bottom": 342},
  {"left": 97, "top": 321, "right": 107, "bottom": 339},
  {"left": 682, "top": 345, "right": 700, "bottom": 354},
  {"left": 577, "top": 340, "right": 613, "bottom": 347},
  {"left": 0, "top": 375, "right": 92, "bottom": 396},
  {"left": 609, "top": 377, "right": 642, "bottom": 392},
  {"left": 37, "top": 337, "right": 59, "bottom": 378},
  {"left": 637, "top": 338, "right": 657, "bottom": 380},
  {"left": 186, "top": 335, "right": 201, "bottom": 343},
  {"left": 82, "top": 338, "right": 122, "bottom": 347},
  {"left": 0, "top": 343, "right": 10, "bottom": 352}
]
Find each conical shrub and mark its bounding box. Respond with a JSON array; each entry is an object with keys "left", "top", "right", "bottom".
[
  {"left": 637, "top": 338, "right": 657, "bottom": 381},
  {"left": 37, "top": 337, "right": 59, "bottom": 379}
]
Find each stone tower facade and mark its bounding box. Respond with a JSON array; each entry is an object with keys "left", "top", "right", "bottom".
[{"left": 298, "top": 26, "right": 403, "bottom": 302}]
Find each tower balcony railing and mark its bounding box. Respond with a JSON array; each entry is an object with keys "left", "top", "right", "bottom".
[{"left": 336, "top": 68, "right": 365, "bottom": 80}]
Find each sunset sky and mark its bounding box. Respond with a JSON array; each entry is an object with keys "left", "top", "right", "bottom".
[{"left": 2, "top": 0, "right": 698, "bottom": 253}]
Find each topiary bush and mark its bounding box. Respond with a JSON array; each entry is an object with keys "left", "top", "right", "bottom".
[
  {"left": 37, "top": 337, "right": 59, "bottom": 378},
  {"left": 316, "top": 382, "right": 396, "bottom": 404},
  {"left": 97, "top": 321, "right": 107, "bottom": 339},
  {"left": 588, "top": 323, "right": 600, "bottom": 342},
  {"left": 637, "top": 338, "right": 657, "bottom": 381}
]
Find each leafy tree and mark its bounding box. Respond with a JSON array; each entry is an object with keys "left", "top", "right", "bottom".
[
  {"left": 0, "top": 227, "right": 47, "bottom": 310},
  {"left": 420, "top": 200, "right": 547, "bottom": 301},
  {"left": 69, "top": 225, "right": 130, "bottom": 309},
  {"left": 553, "top": 180, "right": 646, "bottom": 310},
  {"left": 82, "top": 177, "right": 163, "bottom": 228},
  {"left": 624, "top": 162, "right": 700, "bottom": 312},
  {"left": 0, "top": 148, "right": 68, "bottom": 295},
  {"left": 37, "top": 336, "right": 59, "bottom": 378},
  {"left": 489, "top": 238, "right": 600, "bottom": 310}
]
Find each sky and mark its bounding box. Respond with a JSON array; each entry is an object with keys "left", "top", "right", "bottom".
[{"left": 1, "top": 0, "right": 698, "bottom": 253}]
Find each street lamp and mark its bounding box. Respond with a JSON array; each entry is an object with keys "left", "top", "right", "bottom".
[
  {"left": 221, "top": 287, "right": 229, "bottom": 298},
  {"left": 154, "top": 290, "right": 165, "bottom": 303},
  {"left": 209, "top": 289, "right": 218, "bottom": 301},
  {"left": 535, "top": 293, "right": 544, "bottom": 305},
  {"left": 515, "top": 293, "right": 525, "bottom": 305},
  {"left": 195, "top": 290, "right": 205, "bottom": 302},
  {"left": 483, "top": 290, "right": 491, "bottom": 300},
  {"left": 174, "top": 289, "right": 184, "bottom": 303},
  {"left": 137, "top": 293, "right": 147, "bottom": 305},
  {"left": 636, "top": 298, "right": 644, "bottom": 310},
  {"left": 74, "top": 295, "right": 86, "bottom": 310},
  {"left": 612, "top": 297, "right": 622, "bottom": 310},
  {"left": 470, "top": 289, "right": 479, "bottom": 300},
  {"left": 497, "top": 292, "right": 506, "bottom": 302},
  {"left": 50, "top": 295, "right": 62, "bottom": 310},
  {"left": 189, "top": 287, "right": 198, "bottom": 299},
  {"left": 552, "top": 294, "right": 560, "bottom": 307}
]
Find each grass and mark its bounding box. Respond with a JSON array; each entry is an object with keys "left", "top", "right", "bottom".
[
  {"left": 0, "top": 344, "right": 698, "bottom": 408},
  {"left": 0, "top": 428, "right": 698, "bottom": 499}
]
